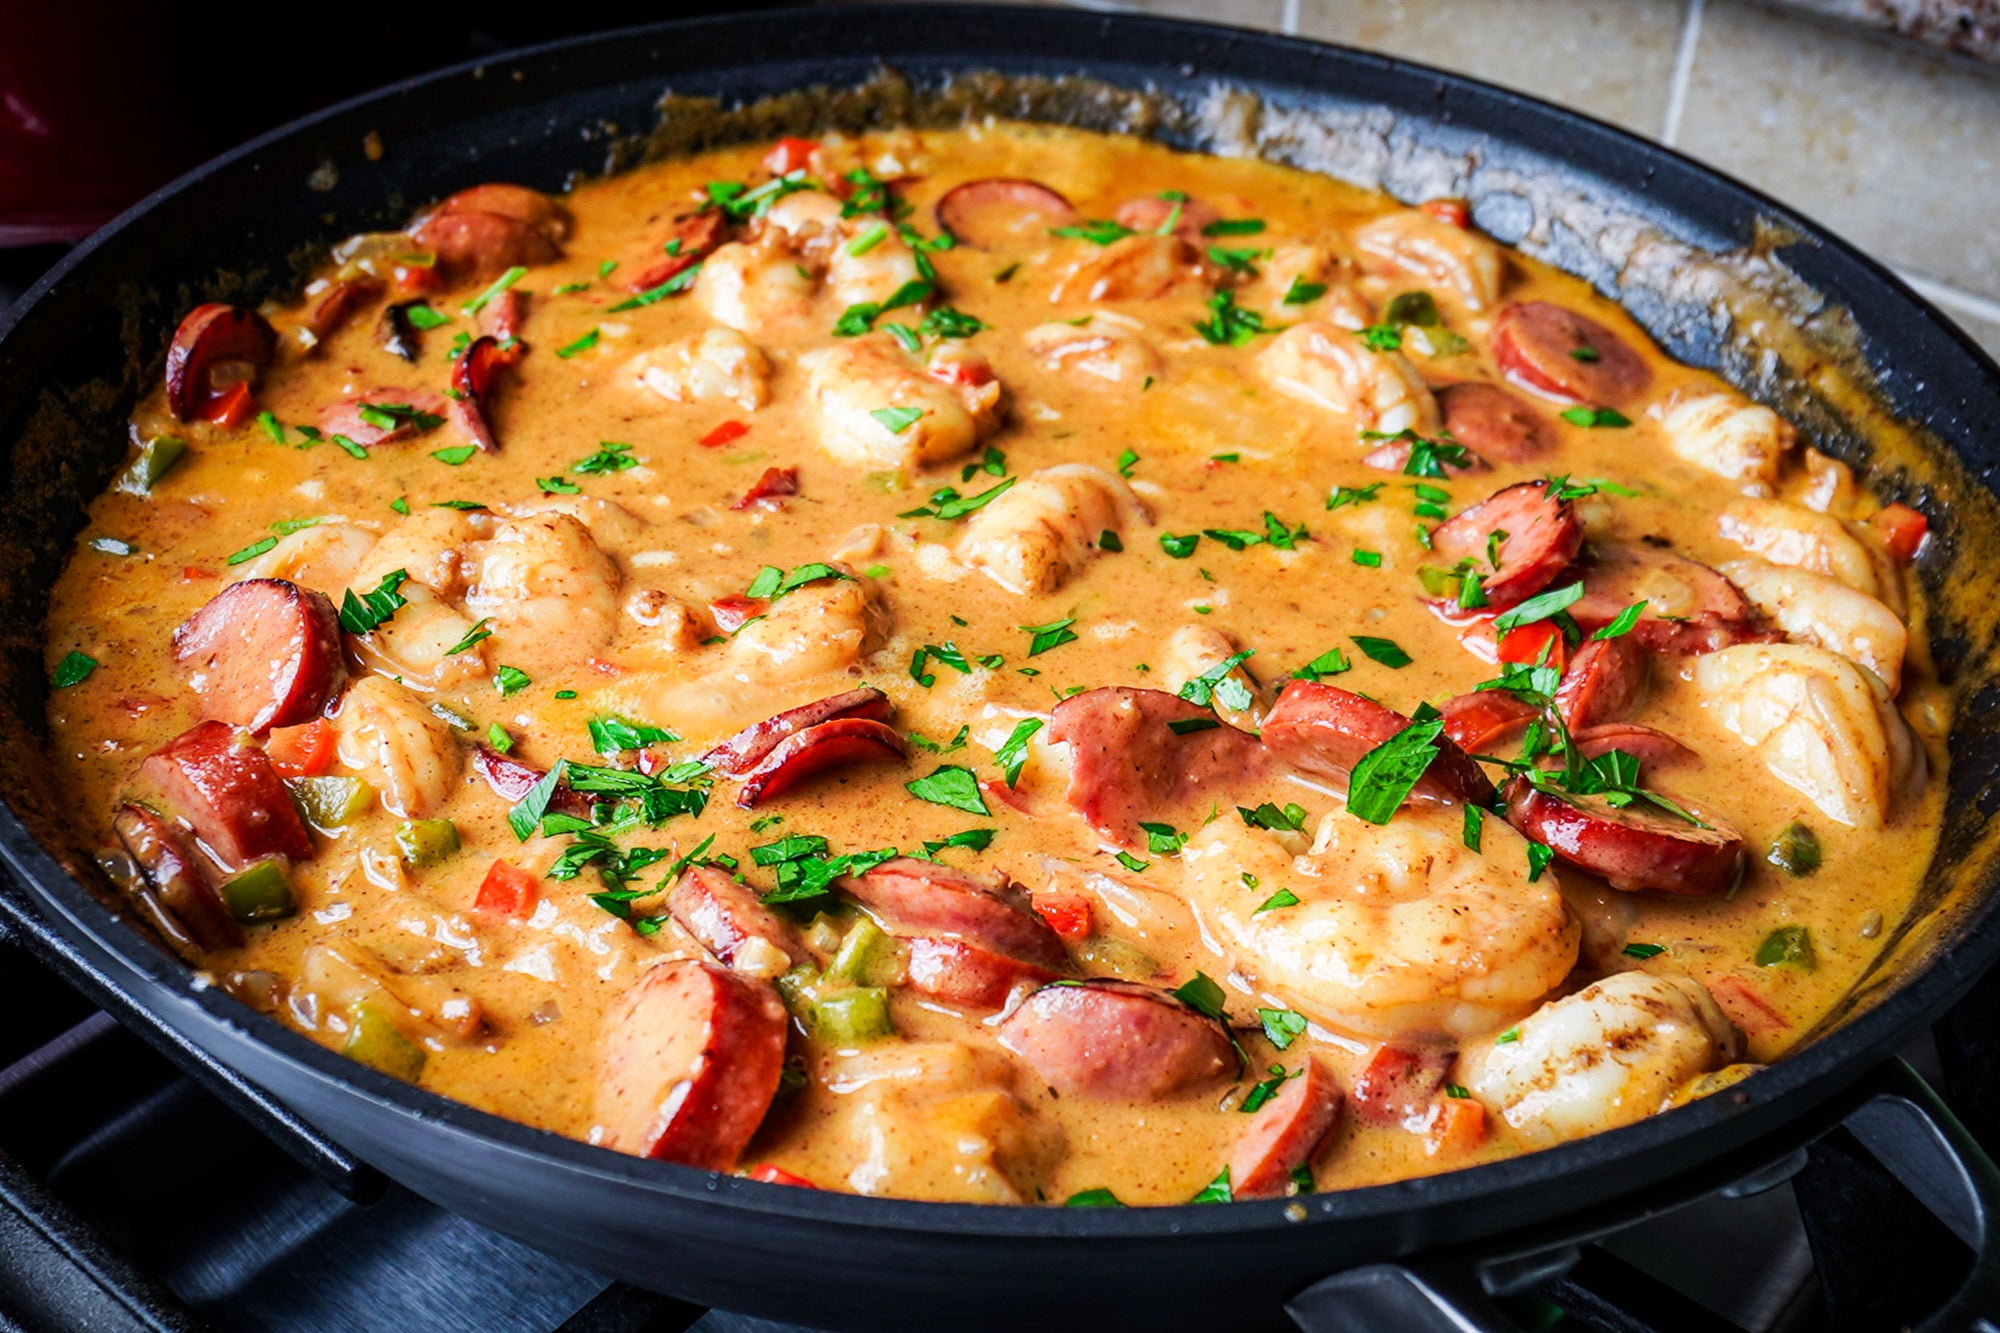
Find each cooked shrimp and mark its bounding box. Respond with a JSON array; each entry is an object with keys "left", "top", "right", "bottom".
[
  {"left": 1462, "top": 971, "right": 1740, "bottom": 1149},
  {"left": 692, "top": 240, "right": 816, "bottom": 333},
  {"left": 330, "top": 675, "right": 463, "bottom": 818},
  {"left": 801, "top": 339, "right": 999, "bottom": 471},
  {"left": 827, "top": 226, "right": 927, "bottom": 310},
  {"left": 1721, "top": 557, "right": 1907, "bottom": 694},
  {"left": 1695, "top": 642, "right": 1923, "bottom": 831},
  {"left": 957, "top": 464, "right": 1144, "bottom": 596},
  {"left": 1257, "top": 322, "right": 1440, "bottom": 435},
  {"left": 462, "top": 513, "right": 620, "bottom": 675},
  {"left": 348, "top": 585, "right": 489, "bottom": 694},
  {"left": 1254, "top": 243, "right": 1371, "bottom": 328},
  {"left": 1716, "top": 498, "right": 1883, "bottom": 599},
  {"left": 624, "top": 587, "right": 705, "bottom": 657},
  {"left": 758, "top": 189, "right": 845, "bottom": 268},
  {"left": 233, "top": 522, "right": 379, "bottom": 596},
  {"left": 1021, "top": 319, "right": 1162, "bottom": 388},
  {"left": 1051, "top": 234, "right": 1205, "bottom": 304},
  {"left": 1180, "top": 804, "right": 1580, "bottom": 1041},
  {"left": 1657, "top": 393, "right": 1794, "bottom": 496},
  {"left": 818, "top": 1041, "right": 1060, "bottom": 1204},
  {"left": 1351, "top": 211, "right": 1504, "bottom": 312},
  {"left": 1158, "top": 624, "right": 1267, "bottom": 731},
  {"left": 620, "top": 327, "right": 773, "bottom": 411},
  {"left": 728, "top": 573, "right": 891, "bottom": 682},
  {"left": 350, "top": 507, "right": 487, "bottom": 600},
  {"left": 300, "top": 940, "right": 484, "bottom": 1044}
]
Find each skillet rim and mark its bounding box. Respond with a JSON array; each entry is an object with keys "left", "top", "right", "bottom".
[{"left": 2, "top": 2, "right": 1998, "bottom": 1244}]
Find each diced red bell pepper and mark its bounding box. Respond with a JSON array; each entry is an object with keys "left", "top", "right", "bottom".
[
  {"left": 181, "top": 566, "right": 215, "bottom": 583},
  {"left": 709, "top": 596, "right": 768, "bottom": 635},
  {"left": 1871, "top": 502, "right": 1928, "bottom": 564},
  {"left": 1031, "top": 889, "right": 1093, "bottom": 943},
  {"left": 700, "top": 420, "right": 750, "bottom": 449},
  {"left": 747, "top": 1163, "right": 817, "bottom": 1188},
  {"left": 203, "top": 380, "right": 257, "bottom": 429},
  {"left": 1498, "top": 620, "right": 1568, "bottom": 674},
  {"left": 1708, "top": 973, "right": 1789, "bottom": 1038},
  {"left": 732, "top": 466, "right": 799, "bottom": 510},
  {"left": 763, "top": 138, "right": 819, "bottom": 177},
  {"left": 393, "top": 261, "right": 446, "bottom": 296},
  {"left": 474, "top": 858, "right": 539, "bottom": 920},
  {"left": 1424, "top": 1095, "right": 1486, "bottom": 1156},
  {"left": 1420, "top": 198, "right": 1471, "bottom": 228},
  {"left": 265, "top": 719, "right": 336, "bottom": 778}
]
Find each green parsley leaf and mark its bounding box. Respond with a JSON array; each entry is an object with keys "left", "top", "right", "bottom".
[
  {"left": 1526, "top": 842, "right": 1555, "bottom": 882},
  {"left": 404, "top": 303, "right": 451, "bottom": 330},
  {"left": 1140, "top": 821, "right": 1188, "bottom": 857},
  {"left": 1239, "top": 802, "right": 1307, "bottom": 833},
  {"left": 1493, "top": 582, "right": 1584, "bottom": 632},
  {"left": 1050, "top": 219, "right": 1135, "bottom": 246},
  {"left": 507, "top": 760, "right": 567, "bottom": 841},
  {"left": 1178, "top": 650, "right": 1255, "bottom": 711},
  {"left": 1351, "top": 635, "right": 1412, "bottom": 668},
  {"left": 993, "top": 718, "right": 1044, "bottom": 788},
  {"left": 1283, "top": 277, "right": 1328, "bottom": 305},
  {"left": 1171, "top": 972, "right": 1229, "bottom": 1020},
  {"left": 536, "top": 475, "right": 581, "bottom": 495},
  {"left": 573, "top": 441, "right": 638, "bottom": 474},
  {"left": 1114, "top": 850, "right": 1150, "bottom": 873},
  {"left": 1099, "top": 529, "right": 1124, "bottom": 553},
  {"left": 1194, "top": 290, "right": 1274, "bottom": 347},
  {"left": 871, "top": 406, "right": 925, "bottom": 434},
  {"left": 1347, "top": 718, "right": 1446, "bottom": 824},
  {"left": 1463, "top": 803, "right": 1484, "bottom": 852},
  {"left": 1255, "top": 888, "right": 1301, "bottom": 914},
  {"left": 1203, "top": 218, "right": 1266, "bottom": 236},
  {"left": 461, "top": 266, "right": 527, "bottom": 316},
  {"left": 1168, "top": 717, "right": 1221, "bottom": 735},
  {"left": 446, "top": 618, "right": 493, "bottom": 656},
  {"left": 1290, "top": 646, "right": 1352, "bottom": 682},
  {"left": 1352, "top": 548, "right": 1382, "bottom": 568},
  {"left": 922, "top": 828, "right": 996, "bottom": 857},
  {"left": 556, "top": 328, "right": 601, "bottom": 359},
  {"left": 1591, "top": 601, "right": 1648, "bottom": 641},
  {"left": 1159, "top": 532, "right": 1200, "bottom": 559},
  {"left": 331, "top": 434, "right": 369, "bottom": 460},
  {"left": 338, "top": 570, "right": 410, "bottom": 635},
  {"left": 1360, "top": 323, "right": 1403, "bottom": 351},
  {"left": 1496, "top": 1026, "right": 1521, "bottom": 1044},
  {"left": 607, "top": 263, "right": 703, "bottom": 311},
  {"left": 1241, "top": 1065, "right": 1297, "bottom": 1112},
  {"left": 1259, "top": 1008, "right": 1308, "bottom": 1050},
  {"left": 590, "top": 715, "right": 678, "bottom": 754},
  {"left": 225, "top": 537, "right": 277, "bottom": 566},
  {"left": 1189, "top": 1168, "right": 1233, "bottom": 1205},
  {"left": 51, "top": 651, "right": 97, "bottom": 688},
  {"left": 1559, "top": 406, "right": 1632, "bottom": 429},
  {"left": 494, "top": 665, "right": 532, "bottom": 697},
  {"left": 431, "top": 445, "right": 477, "bottom": 466},
  {"left": 1021, "top": 618, "right": 1079, "bottom": 656},
  {"left": 745, "top": 566, "right": 784, "bottom": 600},
  {"left": 1065, "top": 1188, "right": 1125, "bottom": 1208},
  {"left": 1116, "top": 447, "right": 1140, "bottom": 478},
  {"left": 1327, "top": 483, "right": 1384, "bottom": 510},
  {"left": 1206, "top": 244, "right": 1262, "bottom": 275},
  {"left": 1623, "top": 942, "right": 1667, "bottom": 959},
  {"left": 906, "top": 765, "right": 990, "bottom": 815}
]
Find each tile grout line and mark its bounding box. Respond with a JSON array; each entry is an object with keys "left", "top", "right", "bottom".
[
  {"left": 1281, "top": 0, "right": 1300, "bottom": 36},
  {"left": 1660, "top": 0, "right": 1707, "bottom": 147},
  {"left": 1895, "top": 268, "right": 2000, "bottom": 329}
]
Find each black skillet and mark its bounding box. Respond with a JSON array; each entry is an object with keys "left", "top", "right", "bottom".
[{"left": 3, "top": 8, "right": 2000, "bottom": 1331}]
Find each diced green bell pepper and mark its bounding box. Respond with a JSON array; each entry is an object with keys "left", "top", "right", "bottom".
[
  {"left": 774, "top": 965, "right": 819, "bottom": 1016},
  {"left": 119, "top": 436, "right": 187, "bottom": 495},
  {"left": 220, "top": 859, "right": 295, "bottom": 924},
  {"left": 394, "top": 818, "right": 460, "bottom": 867},
  {"left": 825, "top": 917, "right": 902, "bottom": 987},
  {"left": 1754, "top": 924, "right": 1816, "bottom": 970},
  {"left": 289, "top": 775, "right": 375, "bottom": 829},
  {"left": 1073, "top": 935, "right": 1159, "bottom": 983},
  {"left": 342, "top": 1002, "right": 427, "bottom": 1082},
  {"left": 811, "top": 988, "right": 895, "bottom": 1046},
  {"left": 1765, "top": 821, "right": 1822, "bottom": 877}
]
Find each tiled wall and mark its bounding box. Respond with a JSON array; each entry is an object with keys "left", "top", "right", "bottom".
[{"left": 975, "top": 0, "right": 2000, "bottom": 361}]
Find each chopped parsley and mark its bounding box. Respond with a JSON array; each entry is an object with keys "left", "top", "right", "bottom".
[
  {"left": 1622, "top": 942, "right": 1667, "bottom": 959},
  {"left": 1327, "top": 483, "right": 1384, "bottom": 510},
  {"left": 337, "top": 570, "right": 410, "bottom": 635},
  {"left": 607, "top": 263, "right": 703, "bottom": 311},
  {"left": 905, "top": 765, "right": 990, "bottom": 816},
  {"left": 461, "top": 265, "right": 526, "bottom": 316},
  {"left": 555, "top": 328, "right": 601, "bottom": 359},
  {"left": 1492, "top": 582, "right": 1584, "bottom": 633},
  {"left": 1255, "top": 888, "right": 1301, "bottom": 914},
  {"left": 50, "top": 651, "right": 97, "bottom": 688},
  {"left": 225, "top": 537, "right": 277, "bottom": 566},
  {"left": 993, "top": 718, "right": 1044, "bottom": 788},
  {"left": 590, "top": 716, "right": 678, "bottom": 754},
  {"left": 574, "top": 440, "right": 639, "bottom": 474},
  {"left": 1559, "top": 406, "right": 1632, "bottom": 429},
  {"left": 431, "top": 445, "right": 478, "bottom": 466},
  {"left": 1171, "top": 971, "right": 1229, "bottom": 1020},
  {"left": 494, "top": 665, "right": 532, "bottom": 697},
  {"left": 1283, "top": 277, "right": 1328, "bottom": 305},
  {"left": 1351, "top": 635, "right": 1412, "bottom": 668},
  {"left": 1194, "top": 291, "right": 1275, "bottom": 347},
  {"left": 1177, "top": 651, "right": 1256, "bottom": 712},
  {"left": 1050, "top": 219, "right": 1135, "bottom": 246},
  {"left": 1022, "top": 618, "right": 1079, "bottom": 656},
  {"left": 1114, "top": 851, "right": 1150, "bottom": 873},
  {"left": 899, "top": 476, "right": 1017, "bottom": 521},
  {"left": 1346, "top": 718, "right": 1445, "bottom": 824},
  {"left": 446, "top": 618, "right": 493, "bottom": 655}
]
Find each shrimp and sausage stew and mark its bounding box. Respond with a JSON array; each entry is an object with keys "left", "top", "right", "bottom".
[{"left": 47, "top": 124, "right": 1943, "bottom": 1205}]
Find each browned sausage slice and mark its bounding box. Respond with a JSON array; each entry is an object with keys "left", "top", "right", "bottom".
[
  {"left": 305, "top": 279, "right": 384, "bottom": 342},
  {"left": 1505, "top": 779, "right": 1743, "bottom": 896},
  {"left": 474, "top": 288, "right": 527, "bottom": 342},
  {"left": 733, "top": 718, "right": 910, "bottom": 809},
  {"left": 1229, "top": 1056, "right": 1344, "bottom": 1199},
  {"left": 594, "top": 960, "right": 787, "bottom": 1170},
  {"left": 1112, "top": 194, "right": 1222, "bottom": 241},
  {"left": 843, "top": 859, "right": 1071, "bottom": 976},
  {"left": 472, "top": 745, "right": 592, "bottom": 819},
  {"left": 451, "top": 336, "right": 523, "bottom": 452},
  {"left": 1570, "top": 546, "right": 1780, "bottom": 655},
  {"left": 113, "top": 803, "right": 243, "bottom": 951},
  {"left": 1047, "top": 687, "right": 1269, "bottom": 848},
  {"left": 621, "top": 211, "right": 726, "bottom": 293},
  {"left": 1428, "top": 481, "right": 1582, "bottom": 610},
  {"left": 317, "top": 389, "right": 454, "bottom": 449},
  {"left": 173, "top": 579, "right": 346, "bottom": 733},
  {"left": 140, "top": 721, "right": 314, "bottom": 868},
  {"left": 1492, "top": 301, "right": 1651, "bottom": 405},
  {"left": 668, "top": 865, "right": 805, "bottom": 971},
  {"left": 1438, "top": 690, "right": 1540, "bottom": 759},
  {"left": 935, "top": 178, "right": 1079, "bottom": 248},
  {"left": 424, "top": 183, "right": 572, "bottom": 242},
  {"left": 904, "top": 937, "right": 1061, "bottom": 1009},
  {"left": 705, "top": 688, "right": 895, "bottom": 777},
  {"left": 1555, "top": 635, "right": 1649, "bottom": 731},
  {"left": 1572, "top": 723, "right": 1699, "bottom": 768},
  {"left": 998, "top": 980, "right": 1237, "bottom": 1100},
  {"left": 1350, "top": 1044, "right": 1452, "bottom": 1129},
  {"left": 164, "top": 304, "right": 276, "bottom": 422},
  {"left": 1438, "top": 381, "right": 1556, "bottom": 462},
  {"left": 1262, "top": 681, "right": 1495, "bottom": 807},
  {"left": 408, "top": 210, "right": 564, "bottom": 284}
]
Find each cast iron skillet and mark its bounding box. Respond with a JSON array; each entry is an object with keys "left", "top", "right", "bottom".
[{"left": 4, "top": 8, "right": 2000, "bottom": 1331}]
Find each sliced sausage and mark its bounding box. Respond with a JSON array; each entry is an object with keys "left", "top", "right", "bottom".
[
  {"left": 474, "top": 288, "right": 527, "bottom": 342},
  {"left": 305, "top": 279, "right": 383, "bottom": 342},
  {"left": 1428, "top": 481, "right": 1582, "bottom": 610},
  {"left": 471, "top": 745, "right": 591, "bottom": 819},
  {"left": 731, "top": 466, "right": 800, "bottom": 510},
  {"left": 1572, "top": 723, "right": 1699, "bottom": 768},
  {"left": 1350, "top": 1044, "right": 1452, "bottom": 1129},
  {"left": 1438, "top": 381, "right": 1555, "bottom": 462},
  {"left": 164, "top": 304, "right": 276, "bottom": 422},
  {"left": 1438, "top": 690, "right": 1540, "bottom": 758},
  {"left": 1555, "top": 635, "right": 1649, "bottom": 731},
  {"left": 1570, "top": 546, "right": 1779, "bottom": 655},
  {"left": 139, "top": 721, "right": 313, "bottom": 869},
  {"left": 173, "top": 579, "right": 345, "bottom": 733},
  {"left": 733, "top": 717, "right": 910, "bottom": 809},
  {"left": 1230, "top": 1056, "right": 1344, "bottom": 1199},
  {"left": 1047, "top": 687, "right": 1269, "bottom": 848},
  {"left": 1112, "top": 194, "right": 1222, "bottom": 241},
  {"left": 998, "top": 980, "right": 1237, "bottom": 1100},
  {"left": 904, "top": 937, "right": 1062, "bottom": 1009},
  {"left": 1492, "top": 301, "right": 1650, "bottom": 406},
  {"left": 422, "top": 183, "right": 571, "bottom": 242},
  {"left": 594, "top": 960, "right": 787, "bottom": 1170},
  {"left": 935, "top": 178, "right": 1079, "bottom": 249},
  {"left": 622, "top": 211, "right": 726, "bottom": 293},
  {"left": 451, "top": 335, "right": 519, "bottom": 452},
  {"left": 1505, "top": 779, "right": 1744, "bottom": 896},
  {"left": 1262, "top": 681, "right": 1495, "bottom": 807},
  {"left": 408, "top": 210, "right": 564, "bottom": 284},
  {"left": 112, "top": 803, "right": 243, "bottom": 951},
  {"left": 668, "top": 865, "right": 805, "bottom": 971},
  {"left": 704, "top": 688, "right": 895, "bottom": 777},
  {"left": 842, "top": 858, "right": 1071, "bottom": 976},
  {"left": 317, "top": 389, "right": 453, "bottom": 449}
]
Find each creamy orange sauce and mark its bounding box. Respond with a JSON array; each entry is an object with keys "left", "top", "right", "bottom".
[{"left": 42, "top": 123, "right": 1944, "bottom": 1206}]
